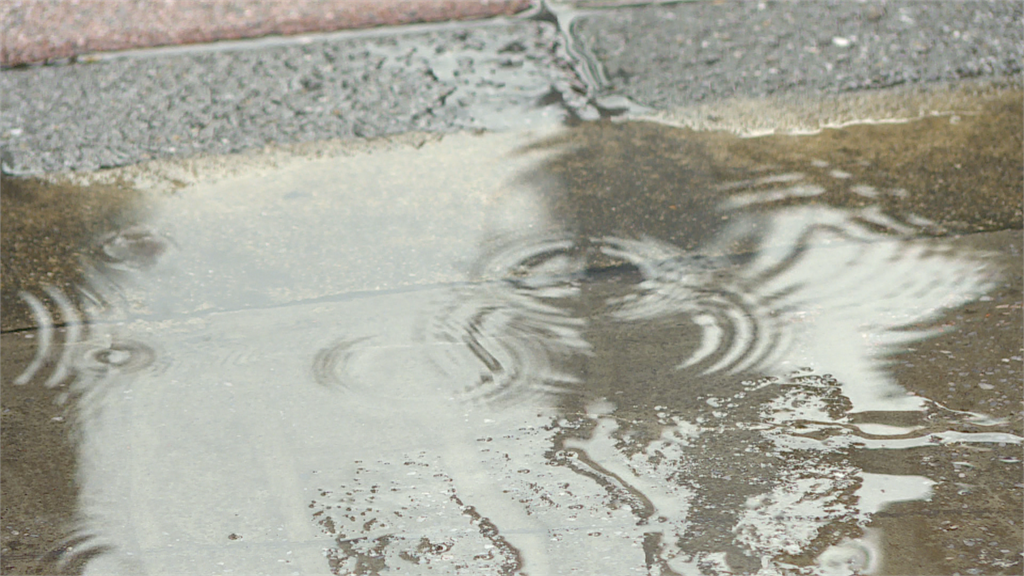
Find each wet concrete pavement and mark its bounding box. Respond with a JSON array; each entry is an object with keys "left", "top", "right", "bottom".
[{"left": 2, "top": 2, "right": 1022, "bottom": 575}]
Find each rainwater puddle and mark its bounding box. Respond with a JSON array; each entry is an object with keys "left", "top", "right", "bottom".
[{"left": 1, "top": 90, "right": 1021, "bottom": 576}]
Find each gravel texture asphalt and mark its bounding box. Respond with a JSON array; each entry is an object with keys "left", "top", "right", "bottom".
[
  {"left": 1, "top": 19, "right": 578, "bottom": 175},
  {"left": 574, "top": 0, "right": 1023, "bottom": 107},
  {"left": 1, "top": 0, "right": 1021, "bottom": 175}
]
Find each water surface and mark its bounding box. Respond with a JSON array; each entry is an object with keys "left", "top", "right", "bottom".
[{"left": 1, "top": 90, "right": 1021, "bottom": 576}]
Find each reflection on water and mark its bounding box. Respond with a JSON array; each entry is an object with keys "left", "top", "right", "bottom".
[
  {"left": 608, "top": 202, "right": 996, "bottom": 414},
  {"left": 3, "top": 112, "right": 1022, "bottom": 575}
]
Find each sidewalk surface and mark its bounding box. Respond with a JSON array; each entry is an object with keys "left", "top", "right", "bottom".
[{"left": 1, "top": 0, "right": 532, "bottom": 67}]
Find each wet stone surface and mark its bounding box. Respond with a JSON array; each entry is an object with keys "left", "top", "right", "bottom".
[{"left": 1, "top": 88, "right": 1022, "bottom": 575}]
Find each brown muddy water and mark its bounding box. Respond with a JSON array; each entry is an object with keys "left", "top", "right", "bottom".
[{"left": 1, "top": 87, "right": 1021, "bottom": 576}]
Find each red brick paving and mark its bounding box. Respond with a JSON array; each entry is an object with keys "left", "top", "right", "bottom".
[{"left": 1, "top": 0, "right": 534, "bottom": 67}]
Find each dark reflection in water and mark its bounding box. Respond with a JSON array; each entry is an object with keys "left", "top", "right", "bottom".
[
  {"left": 2, "top": 100, "right": 1021, "bottom": 575},
  {"left": 0, "top": 178, "right": 151, "bottom": 333}
]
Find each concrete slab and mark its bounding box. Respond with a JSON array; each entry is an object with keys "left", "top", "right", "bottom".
[{"left": 0, "top": 0, "right": 532, "bottom": 67}]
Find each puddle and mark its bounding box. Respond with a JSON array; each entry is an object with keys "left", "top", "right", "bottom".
[{"left": 1, "top": 88, "right": 1021, "bottom": 575}]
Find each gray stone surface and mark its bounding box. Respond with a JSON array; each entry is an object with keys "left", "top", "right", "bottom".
[
  {"left": 572, "top": 0, "right": 1023, "bottom": 108},
  {"left": 0, "top": 20, "right": 577, "bottom": 175}
]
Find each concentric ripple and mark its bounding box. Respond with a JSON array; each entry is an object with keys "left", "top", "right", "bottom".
[
  {"left": 14, "top": 285, "right": 85, "bottom": 388},
  {"left": 598, "top": 235, "right": 788, "bottom": 377},
  {"left": 594, "top": 189, "right": 995, "bottom": 399},
  {"left": 311, "top": 233, "right": 592, "bottom": 407},
  {"left": 80, "top": 341, "right": 156, "bottom": 374},
  {"left": 437, "top": 234, "right": 596, "bottom": 405}
]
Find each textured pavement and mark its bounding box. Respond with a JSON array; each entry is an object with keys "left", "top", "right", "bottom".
[
  {"left": 1, "top": 20, "right": 576, "bottom": 174},
  {"left": 575, "top": 1, "right": 1023, "bottom": 107},
  {"left": 2, "top": 0, "right": 1022, "bottom": 176}
]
